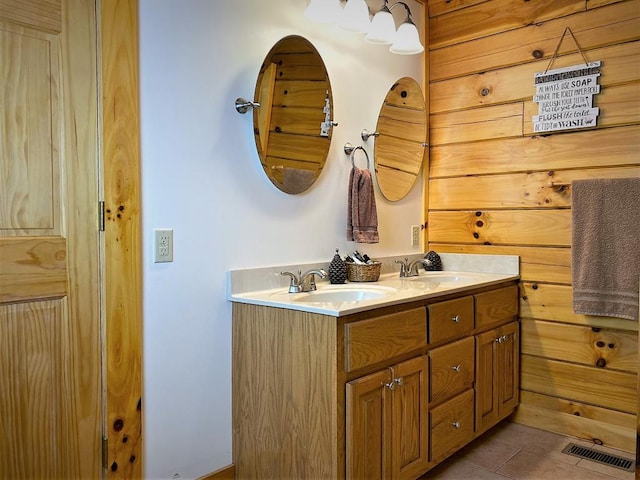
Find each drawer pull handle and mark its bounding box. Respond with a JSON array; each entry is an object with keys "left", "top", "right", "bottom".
[
  {"left": 452, "top": 365, "right": 461, "bottom": 372},
  {"left": 495, "top": 335, "right": 508, "bottom": 343},
  {"left": 452, "top": 422, "right": 460, "bottom": 429},
  {"left": 451, "top": 315, "right": 460, "bottom": 323}
]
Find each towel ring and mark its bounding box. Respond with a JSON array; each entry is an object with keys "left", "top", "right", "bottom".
[{"left": 344, "top": 143, "right": 370, "bottom": 169}]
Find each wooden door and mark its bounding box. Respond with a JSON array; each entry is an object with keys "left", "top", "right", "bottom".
[
  {"left": 391, "top": 356, "right": 429, "bottom": 480},
  {"left": 346, "top": 369, "right": 393, "bottom": 480},
  {"left": 0, "top": 1, "right": 102, "bottom": 478}
]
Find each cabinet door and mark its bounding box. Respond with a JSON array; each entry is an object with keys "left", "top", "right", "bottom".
[
  {"left": 346, "top": 369, "right": 393, "bottom": 480},
  {"left": 475, "top": 328, "right": 499, "bottom": 433},
  {"left": 391, "top": 356, "right": 429, "bottom": 480},
  {"left": 497, "top": 321, "right": 519, "bottom": 416},
  {"left": 475, "top": 321, "right": 520, "bottom": 433}
]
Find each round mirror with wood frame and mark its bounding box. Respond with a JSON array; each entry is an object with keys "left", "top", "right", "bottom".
[
  {"left": 374, "top": 76, "right": 427, "bottom": 201},
  {"left": 253, "top": 35, "right": 335, "bottom": 194}
]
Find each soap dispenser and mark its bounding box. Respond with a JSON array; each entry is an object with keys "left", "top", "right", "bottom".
[{"left": 328, "top": 249, "right": 348, "bottom": 284}]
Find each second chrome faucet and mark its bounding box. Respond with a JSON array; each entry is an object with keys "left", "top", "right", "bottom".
[
  {"left": 395, "top": 257, "right": 432, "bottom": 278},
  {"left": 281, "top": 269, "right": 328, "bottom": 293}
]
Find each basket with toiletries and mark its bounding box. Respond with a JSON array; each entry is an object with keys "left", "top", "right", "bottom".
[{"left": 344, "top": 251, "right": 381, "bottom": 282}]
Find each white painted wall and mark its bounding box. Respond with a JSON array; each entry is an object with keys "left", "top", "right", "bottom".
[{"left": 139, "top": 1, "right": 425, "bottom": 477}]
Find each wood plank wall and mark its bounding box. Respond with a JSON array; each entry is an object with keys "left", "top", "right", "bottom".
[{"left": 426, "top": 0, "right": 639, "bottom": 452}]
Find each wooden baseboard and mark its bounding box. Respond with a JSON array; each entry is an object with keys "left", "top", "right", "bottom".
[{"left": 197, "top": 464, "right": 235, "bottom": 480}]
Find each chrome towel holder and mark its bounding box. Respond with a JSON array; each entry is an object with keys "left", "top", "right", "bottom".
[{"left": 344, "top": 142, "right": 370, "bottom": 169}]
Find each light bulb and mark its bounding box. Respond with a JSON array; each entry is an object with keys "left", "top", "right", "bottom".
[
  {"left": 339, "top": 0, "right": 370, "bottom": 34},
  {"left": 389, "top": 21, "right": 424, "bottom": 55},
  {"left": 365, "top": 9, "right": 395, "bottom": 44},
  {"left": 305, "top": 0, "right": 342, "bottom": 23}
]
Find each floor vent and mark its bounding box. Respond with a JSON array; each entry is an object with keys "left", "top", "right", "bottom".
[{"left": 561, "top": 443, "right": 635, "bottom": 472}]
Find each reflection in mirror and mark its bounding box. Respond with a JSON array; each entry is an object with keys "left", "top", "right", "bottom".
[
  {"left": 374, "top": 76, "right": 427, "bottom": 201},
  {"left": 253, "top": 35, "right": 335, "bottom": 194}
]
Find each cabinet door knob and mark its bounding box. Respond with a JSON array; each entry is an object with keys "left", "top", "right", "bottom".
[
  {"left": 452, "top": 422, "right": 460, "bottom": 429},
  {"left": 385, "top": 382, "right": 395, "bottom": 391},
  {"left": 452, "top": 364, "right": 461, "bottom": 372},
  {"left": 394, "top": 377, "right": 404, "bottom": 387},
  {"left": 451, "top": 315, "right": 460, "bottom": 323}
]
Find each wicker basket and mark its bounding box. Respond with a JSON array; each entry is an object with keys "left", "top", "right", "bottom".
[{"left": 345, "top": 261, "right": 381, "bottom": 282}]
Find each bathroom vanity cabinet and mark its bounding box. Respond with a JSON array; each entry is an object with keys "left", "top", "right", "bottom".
[{"left": 232, "top": 282, "right": 519, "bottom": 479}]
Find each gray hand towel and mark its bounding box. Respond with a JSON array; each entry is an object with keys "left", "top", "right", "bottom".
[
  {"left": 347, "top": 166, "right": 379, "bottom": 244},
  {"left": 572, "top": 177, "right": 639, "bottom": 320}
]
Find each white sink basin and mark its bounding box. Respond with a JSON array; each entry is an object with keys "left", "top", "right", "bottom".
[
  {"left": 405, "top": 272, "right": 476, "bottom": 283},
  {"left": 291, "top": 285, "right": 398, "bottom": 304}
]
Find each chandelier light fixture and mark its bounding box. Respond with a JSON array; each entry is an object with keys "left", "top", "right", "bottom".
[{"left": 304, "top": 0, "right": 424, "bottom": 55}]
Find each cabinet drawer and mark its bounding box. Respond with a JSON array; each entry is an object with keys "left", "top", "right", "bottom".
[
  {"left": 429, "top": 336, "right": 474, "bottom": 404},
  {"left": 430, "top": 389, "right": 474, "bottom": 462},
  {"left": 475, "top": 285, "right": 518, "bottom": 329},
  {"left": 428, "top": 296, "right": 474, "bottom": 344},
  {"left": 345, "top": 307, "right": 427, "bottom": 372}
]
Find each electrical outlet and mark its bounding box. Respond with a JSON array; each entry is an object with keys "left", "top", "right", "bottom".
[
  {"left": 411, "top": 225, "right": 420, "bottom": 246},
  {"left": 154, "top": 228, "right": 173, "bottom": 263}
]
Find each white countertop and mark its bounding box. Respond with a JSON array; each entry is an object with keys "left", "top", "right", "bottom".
[
  {"left": 227, "top": 253, "right": 520, "bottom": 317},
  {"left": 229, "top": 270, "right": 519, "bottom": 316}
]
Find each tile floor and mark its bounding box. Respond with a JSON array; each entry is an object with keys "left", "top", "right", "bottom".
[{"left": 421, "top": 421, "right": 636, "bottom": 479}]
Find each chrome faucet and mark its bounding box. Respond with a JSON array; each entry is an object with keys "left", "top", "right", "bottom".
[
  {"left": 407, "top": 259, "right": 431, "bottom": 277},
  {"left": 281, "top": 269, "right": 328, "bottom": 293},
  {"left": 395, "top": 257, "right": 432, "bottom": 278},
  {"left": 395, "top": 258, "right": 410, "bottom": 278}
]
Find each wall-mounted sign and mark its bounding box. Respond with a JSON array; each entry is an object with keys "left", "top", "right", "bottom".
[{"left": 532, "top": 60, "right": 601, "bottom": 133}]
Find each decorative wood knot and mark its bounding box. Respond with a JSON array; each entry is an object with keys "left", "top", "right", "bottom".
[
  {"left": 608, "top": 343, "right": 615, "bottom": 349},
  {"left": 111, "top": 462, "right": 118, "bottom": 472},
  {"left": 521, "top": 295, "right": 528, "bottom": 301},
  {"left": 596, "top": 341, "right": 605, "bottom": 348},
  {"left": 475, "top": 211, "right": 482, "bottom": 217},
  {"left": 476, "top": 220, "right": 484, "bottom": 227},
  {"left": 593, "top": 438, "right": 603, "bottom": 445},
  {"left": 532, "top": 284, "right": 538, "bottom": 290},
  {"left": 573, "top": 411, "right": 581, "bottom": 416},
  {"left": 130, "top": 455, "right": 136, "bottom": 463},
  {"left": 113, "top": 418, "right": 124, "bottom": 432},
  {"left": 480, "top": 88, "right": 490, "bottom": 97},
  {"left": 532, "top": 49, "right": 544, "bottom": 59},
  {"left": 401, "top": 90, "right": 408, "bottom": 98},
  {"left": 473, "top": 232, "right": 480, "bottom": 239},
  {"left": 596, "top": 358, "right": 607, "bottom": 368},
  {"left": 591, "top": 327, "right": 601, "bottom": 332}
]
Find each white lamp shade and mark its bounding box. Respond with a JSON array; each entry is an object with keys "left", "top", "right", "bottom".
[
  {"left": 365, "top": 10, "right": 395, "bottom": 44},
  {"left": 389, "top": 22, "right": 424, "bottom": 55},
  {"left": 305, "top": 0, "right": 342, "bottom": 23},
  {"left": 339, "top": 0, "right": 370, "bottom": 34}
]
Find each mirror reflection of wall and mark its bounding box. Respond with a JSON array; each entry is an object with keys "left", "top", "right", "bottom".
[
  {"left": 374, "top": 76, "right": 427, "bottom": 201},
  {"left": 253, "top": 35, "right": 335, "bottom": 194}
]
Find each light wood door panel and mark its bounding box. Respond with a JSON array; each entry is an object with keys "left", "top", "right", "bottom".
[
  {"left": 0, "top": 1, "right": 102, "bottom": 478},
  {"left": 0, "top": 23, "right": 59, "bottom": 233},
  {"left": 346, "top": 369, "right": 392, "bottom": 480}
]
